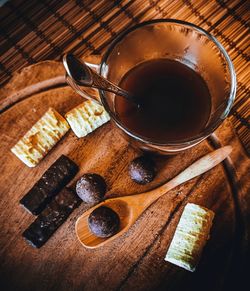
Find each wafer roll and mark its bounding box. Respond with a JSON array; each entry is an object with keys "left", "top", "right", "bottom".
[{"left": 165, "top": 203, "right": 214, "bottom": 272}]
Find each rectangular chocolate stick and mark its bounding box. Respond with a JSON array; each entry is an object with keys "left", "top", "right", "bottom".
[
  {"left": 20, "top": 155, "right": 78, "bottom": 215},
  {"left": 23, "top": 187, "right": 81, "bottom": 248}
]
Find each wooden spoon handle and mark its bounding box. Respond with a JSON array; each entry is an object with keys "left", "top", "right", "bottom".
[
  {"left": 140, "top": 146, "right": 232, "bottom": 207},
  {"left": 167, "top": 145, "right": 232, "bottom": 189}
]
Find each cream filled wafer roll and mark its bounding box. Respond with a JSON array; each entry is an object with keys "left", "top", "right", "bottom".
[
  {"left": 165, "top": 203, "right": 214, "bottom": 272},
  {"left": 11, "top": 108, "right": 69, "bottom": 167},
  {"left": 65, "top": 101, "right": 110, "bottom": 138}
]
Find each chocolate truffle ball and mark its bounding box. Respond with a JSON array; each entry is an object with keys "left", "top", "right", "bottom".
[
  {"left": 88, "top": 206, "right": 120, "bottom": 238},
  {"left": 128, "top": 156, "right": 156, "bottom": 184},
  {"left": 76, "top": 173, "right": 106, "bottom": 204}
]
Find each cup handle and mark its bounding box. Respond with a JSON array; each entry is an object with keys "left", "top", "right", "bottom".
[{"left": 65, "top": 56, "right": 102, "bottom": 105}]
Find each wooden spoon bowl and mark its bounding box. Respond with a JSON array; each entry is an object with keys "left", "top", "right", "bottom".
[
  {"left": 76, "top": 146, "right": 232, "bottom": 249},
  {"left": 76, "top": 198, "right": 132, "bottom": 248}
]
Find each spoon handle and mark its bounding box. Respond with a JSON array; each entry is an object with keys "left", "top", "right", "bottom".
[
  {"left": 140, "top": 146, "right": 232, "bottom": 207},
  {"left": 89, "top": 67, "right": 132, "bottom": 99}
]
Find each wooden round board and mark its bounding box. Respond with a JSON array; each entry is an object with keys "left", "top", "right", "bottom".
[{"left": 0, "top": 57, "right": 247, "bottom": 291}]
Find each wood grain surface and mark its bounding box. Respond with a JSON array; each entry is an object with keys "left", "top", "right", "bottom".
[{"left": 0, "top": 59, "right": 249, "bottom": 291}]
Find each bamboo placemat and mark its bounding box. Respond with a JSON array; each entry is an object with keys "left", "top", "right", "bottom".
[{"left": 0, "top": 0, "right": 249, "bottom": 153}]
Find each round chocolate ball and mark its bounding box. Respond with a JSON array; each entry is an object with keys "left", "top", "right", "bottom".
[
  {"left": 128, "top": 156, "right": 156, "bottom": 184},
  {"left": 76, "top": 173, "right": 106, "bottom": 204},
  {"left": 88, "top": 206, "right": 120, "bottom": 238}
]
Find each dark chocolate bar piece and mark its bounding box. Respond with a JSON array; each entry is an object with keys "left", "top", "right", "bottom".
[
  {"left": 23, "top": 187, "right": 81, "bottom": 248},
  {"left": 20, "top": 155, "right": 78, "bottom": 215}
]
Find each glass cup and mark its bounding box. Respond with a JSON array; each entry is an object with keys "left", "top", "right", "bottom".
[{"left": 69, "top": 19, "right": 236, "bottom": 154}]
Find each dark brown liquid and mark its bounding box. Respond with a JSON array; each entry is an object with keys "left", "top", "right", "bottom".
[{"left": 115, "top": 59, "right": 211, "bottom": 143}]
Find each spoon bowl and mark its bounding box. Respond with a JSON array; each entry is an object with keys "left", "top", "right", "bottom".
[
  {"left": 76, "top": 198, "right": 132, "bottom": 248},
  {"left": 76, "top": 146, "right": 232, "bottom": 249},
  {"left": 63, "top": 54, "right": 136, "bottom": 103}
]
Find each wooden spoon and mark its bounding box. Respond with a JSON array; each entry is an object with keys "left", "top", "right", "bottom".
[{"left": 76, "top": 146, "right": 232, "bottom": 249}]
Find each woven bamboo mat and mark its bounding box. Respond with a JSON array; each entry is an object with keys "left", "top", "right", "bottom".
[{"left": 0, "top": 0, "right": 249, "bottom": 153}]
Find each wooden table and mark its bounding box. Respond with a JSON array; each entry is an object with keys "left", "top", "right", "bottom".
[{"left": 0, "top": 1, "right": 249, "bottom": 291}]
